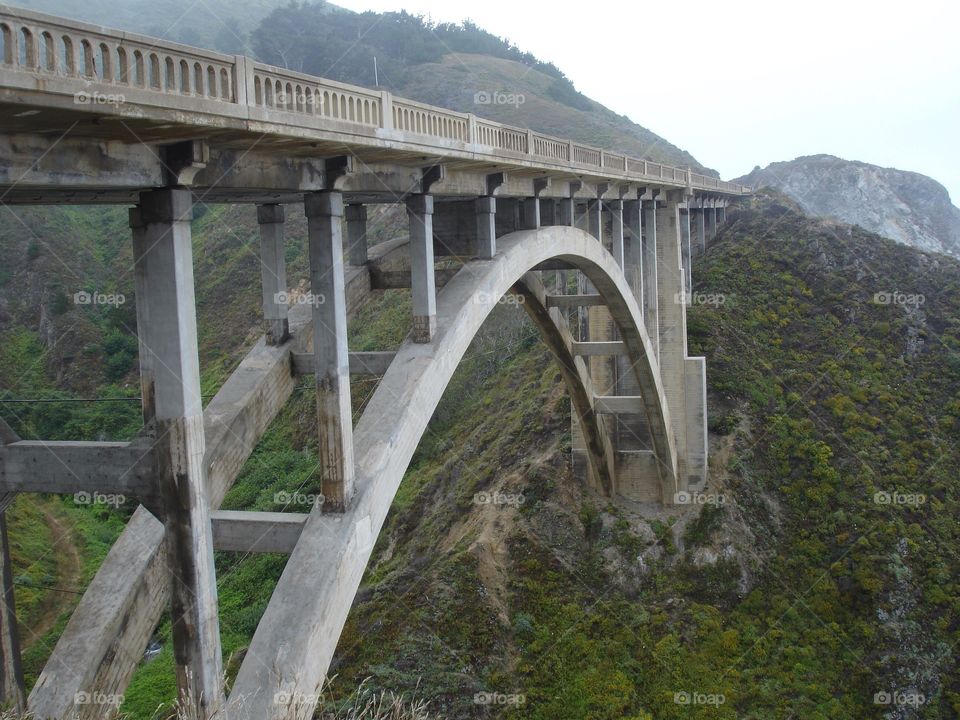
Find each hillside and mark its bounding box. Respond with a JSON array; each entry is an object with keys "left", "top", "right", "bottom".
[
  {"left": 738, "top": 155, "right": 960, "bottom": 257},
  {"left": 394, "top": 53, "right": 702, "bottom": 167}
]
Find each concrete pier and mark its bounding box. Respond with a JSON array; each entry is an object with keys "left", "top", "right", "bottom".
[
  {"left": 693, "top": 206, "right": 706, "bottom": 257},
  {"left": 642, "top": 198, "right": 660, "bottom": 363},
  {"left": 655, "top": 197, "right": 690, "bottom": 491},
  {"left": 136, "top": 188, "right": 224, "bottom": 718},
  {"left": 680, "top": 207, "right": 693, "bottom": 295},
  {"left": 623, "top": 199, "right": 643, "bottom": 307},
  {"left": 521, "top": 196, "right": 541, "bottom": 229},
  {"left": 345, "top": 203, "right": 369, "bottom": 266},
  {"left": 305, "top": 191, "right": 356, "bottom": 511},
  {"left": 406, "top": 194, "right": 437, "bottom": 342},
  {"left": 256, "top": 203, "right": 290, "bottom": 345},
  {"left": 475, "top": 196, "right": 497, "bottom": 259},
  {"left": 706, "top": 203, "right": 718, "bottom": 240},
  {"left": 609, "top": 198, "right": 625, "bottom": 268}
]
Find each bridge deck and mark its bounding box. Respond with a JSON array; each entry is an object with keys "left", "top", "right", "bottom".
[{"left": 0, "top": 7, "right": 749, "bottom": 204}]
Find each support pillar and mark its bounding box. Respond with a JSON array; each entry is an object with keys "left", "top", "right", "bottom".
[
  {"left": 680, "top": 207, "right": 692, "bottom": 296},
  {"left": 706, "top": 204, "right": 718, "bottom": 241},
  {"left": 642, "top": 199, "right": 659, "bottom": 363},
  {"left": 718, "top": 205, "right": 727, "bottom": 225},
  {"left": 540, "top": 198, "right": 558, "bottom": 226},
  {"left": 587, "top": 198, "right": 603, "bottom": 244},
  {"left": 406, "top": 194, "right": 436, "bottom": 342},
  {"left": 256, "top": 203, "right": 290, "bottom": 345},
  {"left": 305, "top": 191, "right": 356, "bottom": 511},
  {"left": 623, "top": 200, "right": 643, "bottom": 309},
  {"left": 345, "top": 204, "right": 369, "bottom": 266},
  {"left": 130, "top": 208, "right": 156, "bottom": 421},
  {"left": 693, "top": 206, "right": 706, "bottom": 258},
  {"left": 584, "top": 198, "right": 616, "bottom": 395},
  {"left": 475, "top": 196, "right": 496, "bottom": 259},
  {"left": 609, "top": 198, "right": 624, "bottom": 268},
  {"left": 520, "top": 197, "right": 540, "bottom": 230},
  {"left": 559, "top": 197, "right": 575, "bottom": 227},
  {"left": 654, "top": 195, "right": 707, "bottom": 495},
  {"left": 136, "top": 188, "right": 224, "bottom": 717}
]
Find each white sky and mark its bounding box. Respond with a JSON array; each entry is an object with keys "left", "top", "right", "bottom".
[{"left": 335, "top": 0, "right": 960, "bottom": 202}]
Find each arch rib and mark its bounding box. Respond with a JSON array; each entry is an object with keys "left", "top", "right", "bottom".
[{"left": 226, "top": 225, "right": 678, "bottom": 718}]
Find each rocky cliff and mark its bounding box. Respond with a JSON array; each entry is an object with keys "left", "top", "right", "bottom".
[{"left": 738, "top": 155, "right": 960, "bottom": 257}]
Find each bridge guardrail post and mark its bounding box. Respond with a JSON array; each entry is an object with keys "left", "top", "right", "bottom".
[
  {"left": 233, "top": 54, "right": 255, "bottom": 106},
  {"left": 380, "top": 90, "right": 394, "bottom": 130}
]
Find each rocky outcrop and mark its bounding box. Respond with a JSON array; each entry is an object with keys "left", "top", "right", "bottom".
[{"left": 738, "top": 155, "right": 960, "bottom": 257}]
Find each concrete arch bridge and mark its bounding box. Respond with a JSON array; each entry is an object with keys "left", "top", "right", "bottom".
[{"left": 0, "top": 7, "right": 746, "bottom": 717}]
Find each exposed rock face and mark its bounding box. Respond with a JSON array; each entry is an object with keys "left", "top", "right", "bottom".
[{"left": 737, "top": 155, "right": 960, "bottom": 257}]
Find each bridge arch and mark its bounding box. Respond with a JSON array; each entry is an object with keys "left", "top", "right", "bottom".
[{"left": 226, "top": 224, "right": 678, "bottom": 717}]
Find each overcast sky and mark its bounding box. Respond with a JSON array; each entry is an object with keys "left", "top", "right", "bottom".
[{"left": 335, "top": 0, "right": 960, "bottom": 202}]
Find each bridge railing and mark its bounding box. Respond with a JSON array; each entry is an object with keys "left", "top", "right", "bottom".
[
  {"left": 249, "top": 62, "right": 384, "bottom": 127},
  {"left": 0, "top": 7, "right": 751, "bottom": 195},
  {"left": 0, "top": 9, "right": 237, "bottom": 100}
]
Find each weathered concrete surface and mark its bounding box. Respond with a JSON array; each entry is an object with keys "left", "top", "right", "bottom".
[
  {"left": 257, "top": 204, "right": 290, "bottom": 345},
  {"left": 26, "top": 239, "right": 392, "bottom": 717},
  {"left": 0, "top": 441, "right": 156, "bottom": 501},
  {"left": 138, "top": 187, "right": 224, "bottom": 716},
  {"left": 406, "top": 194, "right": 437, "bottom": 342},
  {"left": 306, "top": 191, "right": 355, "bottom": 511},
  {"left": 211, "top": 511, "right": 307, "bottom": 553},
  {"left": 226, "top": 225, "right": 676, "bottom": 718}
]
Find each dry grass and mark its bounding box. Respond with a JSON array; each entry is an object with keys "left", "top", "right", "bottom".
[{"left": 1, "top": 677, "right": 436, "bottom": 720}]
